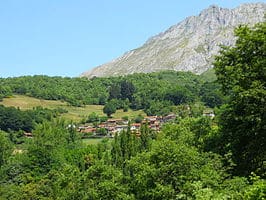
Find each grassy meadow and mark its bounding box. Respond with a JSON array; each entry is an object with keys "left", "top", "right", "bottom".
[
  {"left": 0, "top": 95, "right": 146, "bottom": 122},
  {"left": 82, "top": 138, "right": 105, "bottom": 145}
]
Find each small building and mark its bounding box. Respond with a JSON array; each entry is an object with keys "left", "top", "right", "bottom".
[
  {"left": 24, "top": 132, "right": 33, "bottom": 138},
  {"left": 107, "top": 119, "right": 117, "bottom": 124},
  {"left": 203, "top": 110, "right": 215, "bottom": 119},
  {"left": 162, "top": 114, "right": 176, "bottom": 122},
  {"left": 114, "top": 125, "right": 128, "bottom": 133},
  {"left": 80, "top": 127, "right": 97, "bottom": 134},
  {"left": 131, "top": 123, "right": 141, "bottom": 131}
]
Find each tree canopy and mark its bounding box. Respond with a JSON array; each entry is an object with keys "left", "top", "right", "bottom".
[
  {"left": 0, "top": 70, "right": 225, "bottom": 116},
  {"left": 214, "top": 22, "right": 266, "bottom": 176}
]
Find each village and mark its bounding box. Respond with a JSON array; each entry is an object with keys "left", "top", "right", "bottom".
[
  {"left": 23, "top": 109, "right": 215, "bottom": 139},
  {"left": 77, "top": 114, "right": 177, "bottom": 138}
]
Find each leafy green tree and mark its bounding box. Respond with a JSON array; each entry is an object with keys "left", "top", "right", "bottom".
[
  {"left": 189, "top": 102, "right": 205, "bottom": 117},
  {"left": 103, "top": 102, "right": 116, "bottom": 117},
  {"left": 0, "top": 85, "right": 12, "bottom": 101},
  {"left": 86, "top": 112, "right": 99, "bottom": 123},
  {"left": 98, "top": 93, "right": 108, "bottom": 105},
  {"left": 82, "top": 162, "right": 133, "bottom": 199},
  {"left": 131, "top": 95, "right": 143, "bottom": 110},
  {"left": 243, "top": 173, "right": 266, "bottom": 200},
  {"left": 140, "top": 123, "right": 151, "bottom": 151},
  {"left": 25, "top": 120, "right": 73, "bottom": 174},
  {"left": 127, "top": 138, "right": 227, "bottom": 199},
  {"left": 165, "top": 86, "right": 195, "bottom": 105},
  {"left": 0, "top": 131, "right": 12, "bottom": 167},
  {"left": 134, "top": 114, "right": 144, "bottom": 123},
  {"left": 214, "top": 22, "right": 266, "bottom": 176},
  {"left": 200, "top": 81, "right": 226, "bottom": 108},
  {"left": 111, "top": 128, "right": 141, "bottom": 169},
  {"left": 145, "top": 100, "right": 173, "bottom": 116},
  {"left": 96, "top": 128, "right": 107, "bottom": 136},
  {"left": 120, "top": 80, "right": 135, "bottom": 101},
  {"left": 108, "top": 83, "right": 121, "bottom": 100},
  {"left": 0, "top": 106, "right": 34, "bottom": 132}
]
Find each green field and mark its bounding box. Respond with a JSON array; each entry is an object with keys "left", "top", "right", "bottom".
[
  {"left": 0, "top": 95, "right": 146, "bottom": 122},
  {"left": 82, "top": 138, "right": 104, "bottom": 145}
]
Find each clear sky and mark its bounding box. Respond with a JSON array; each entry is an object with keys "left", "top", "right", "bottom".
[{"left": 0, "top": 0, "right": 264, "bottom": 78}]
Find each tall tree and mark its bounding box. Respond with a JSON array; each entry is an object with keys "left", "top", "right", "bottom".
[
  {"left": 108, "top": 83, "right": 121, "bottom": 100},
  {"left": 103, "top": 102, "right": 116, "bottom": 117},
  {"left": 120, "top": 80, "right": 135, "bottom": 101},
  {"left": 0, "top": 131, "right": 12, "bottom": 167},
  {"left": 214, "top": 22, "right": 266, "bottom": 176}
]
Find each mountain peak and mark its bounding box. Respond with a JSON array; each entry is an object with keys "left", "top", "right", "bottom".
[
  {"left": 81, "top": 2, "right": 266, "bottom": 78},
  {"left": 205, "top": 4, "right": 221, "bottom": 10}
]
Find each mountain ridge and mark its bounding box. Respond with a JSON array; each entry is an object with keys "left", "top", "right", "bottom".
[{"left": 81, "top": 2, "right": 266, "bottom": 78}]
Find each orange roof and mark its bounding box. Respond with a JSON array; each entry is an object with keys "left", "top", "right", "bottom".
[
  {"left": 132, "top": 123, "right": 141, "bottom": 127},
  {"left": 81, "top": 128, "right": 96, "bottom": 133}
]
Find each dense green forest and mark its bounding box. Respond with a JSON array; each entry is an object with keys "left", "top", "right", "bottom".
[
  {"left": 0, "top": 22, "right": 265, "bottom": 199},
  {"left": 0, "top": 69, "right": 225, "bottom": 115}
]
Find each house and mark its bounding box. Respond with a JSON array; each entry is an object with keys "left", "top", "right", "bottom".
[
  {"left": 114, "top": 125, "right": 128, "bottom": 133},
  {"left": 78, "top": 125, "right": 92, "bottom": 131},
  {"left": 130, "top": 123, "right": 141, "bottom": 131},
  {"left": 107, "top": 119, "right": 117, "bottom": 124},
  {"left": 98, "top": 123, "right": 107, "bottom": 128},
  {"left": 203, "top": 110, "right": 215, "bottom": 118},
  {"left": 162, "top": 114, "right": 176, "bottom": 122},
  {"left": 24, "top": 132, "right": 33, "bottom": 138},
  {"left": 145, "top": 116, "right": 157, "bottom": 122},
  {"left": 81, "top": 127, "right": 96, "bottom": 134}
]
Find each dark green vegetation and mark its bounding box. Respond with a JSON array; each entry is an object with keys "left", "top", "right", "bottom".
[
  {"left": 0, "top": 22, "right": 265, "bottom": 199},
  {"left": 0, "top": 105, "right": 66, "bottom": 133},
  {"left": 214, "top": 22, "right": 266, "bottom": 177},
  {"left": 0, "top": 69, "right": 225, "bottom": 116}
]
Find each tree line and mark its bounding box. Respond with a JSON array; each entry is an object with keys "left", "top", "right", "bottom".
[{"left": 0, "top": 70, "right": 226, "bottom": 116}]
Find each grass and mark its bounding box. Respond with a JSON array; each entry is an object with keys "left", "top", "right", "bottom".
[
  {"left": 113, "top": 109, "right": 146, "bottom": 119},
  {"left": 0, "top": 95, "right": 104, "bottom": 121},
  {"left": 200, "top": 68, "right": 217, "bottom": 82},
  {"left": 0, "top": 95, "right": 68, "bottom": 109},
  {"left": 61, "top": 104, "right": 104, "bottom": 121},
  {"left": 0, "top": 95, "right": 146, "bottom": 122},
  {"left": 82, "top": 138, "right": 104, "bottom": 145}
]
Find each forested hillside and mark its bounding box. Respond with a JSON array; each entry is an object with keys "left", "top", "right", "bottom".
[
  {"left": 0, "top": 70, "right": 225, "bottom": 115},
  {"left": 0, "top": 22, "right": 265, "bottom": 199}
]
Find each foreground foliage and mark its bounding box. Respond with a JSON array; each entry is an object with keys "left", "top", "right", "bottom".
[
  {"left": 214, "top": 21, "right": 266, "bottom": 176},
  {"left": 0, "top": 118, "right": 265, "bottom": 199}
]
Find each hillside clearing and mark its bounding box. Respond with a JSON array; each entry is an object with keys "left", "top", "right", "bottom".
[{"left": 0, "top": 95, "right": 146, "bottom": 121}]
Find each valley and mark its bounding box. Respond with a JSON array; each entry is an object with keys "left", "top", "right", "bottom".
[{"left": 0, "top": 3, "right": 265, "bottom": 199}]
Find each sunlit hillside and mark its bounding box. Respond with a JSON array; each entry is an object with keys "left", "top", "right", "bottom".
[{"left": 0, "top": 95, "right": 145, "bottom": 121}]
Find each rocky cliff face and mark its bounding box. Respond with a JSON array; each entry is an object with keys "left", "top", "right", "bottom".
[{"left": 81, "top": 3, "right": 266, "bottom": 78}]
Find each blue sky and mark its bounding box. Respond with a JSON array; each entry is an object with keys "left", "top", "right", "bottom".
[{"left": 0, "top": 0, "right": 264, "bottom": 77}]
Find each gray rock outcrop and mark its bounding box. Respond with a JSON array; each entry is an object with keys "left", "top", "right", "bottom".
[{"left": 81, "top": 3, "right": 266, "bottom": 78}]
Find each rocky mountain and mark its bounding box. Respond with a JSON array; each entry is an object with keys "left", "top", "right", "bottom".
[{"left": 81, "top": 3, "right": 266, "bottom": 78}]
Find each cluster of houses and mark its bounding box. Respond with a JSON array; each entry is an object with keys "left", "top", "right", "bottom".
[
  {"left": 23, "top": 109, "right": 215, "bottom": 138},
  {"left": 78, "top": 114, "right": 177, "bottom": 138}
]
